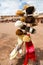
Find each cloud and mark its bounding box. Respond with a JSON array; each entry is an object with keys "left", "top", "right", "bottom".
[
  {"left": 0, "top": 0, "right": 43, "bottom": 15},
  {"left": 27, "top": 0, "right": 43, "bottom": 13},
  {"left": 0, "top": 1, "right": 20, "bottom": 15}
]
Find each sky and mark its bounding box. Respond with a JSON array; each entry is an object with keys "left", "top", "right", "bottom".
[{"left": 0, "top": 0, "right": 43, "bottom": 15}]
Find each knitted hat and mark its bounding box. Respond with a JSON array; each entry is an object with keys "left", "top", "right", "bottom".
[
  {"left": 16, "top": 10, "right": 25, "bottom": 16},
  {"left": 16, "top": 29, "right": 27, "bottom": 35},
  {"left": 16, "top": 29, "right": 23, "bottom": 35},
  {"left": 15, "top": 20, "right": 23, "bottom": 27},
  {"left": 26, "top": 6, "right": 35, "bottom": 14},
  {"left": 21, "top": 25, "right": 26, "bottom": 30},
  {"left": 20, "top": 17, "right": 25, "bottom": 22},
  {"left": 25, "top": 16, "right": 35, "bottom": 24}
]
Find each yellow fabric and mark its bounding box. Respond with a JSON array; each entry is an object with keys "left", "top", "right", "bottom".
[{"left": 23, "top": 35, "right": 31, "bottom": 42}]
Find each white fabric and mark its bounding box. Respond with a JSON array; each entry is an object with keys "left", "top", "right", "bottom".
[
  {"left": 10, "top": 51, "right": 18, "bottom": 60},
  {"left": 18, "top": 37, "right": 23, "bottom": 45},
  {"left": 10, "top": 48, "right": 17, "bottom": 57},
  {"left": 19, "top": 49, "right": 22, "bottom": 54},
  {"left": 10, "top": 39, "right": 22, "bottom": 57},
  {"left": 29, "top": 27, "right": 33, "bottom": 33},
  {"left": 10, "top": 37, "right": 23, "bottom": 60}
]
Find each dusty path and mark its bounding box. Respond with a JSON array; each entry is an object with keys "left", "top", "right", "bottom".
[{"left": 0, "top": 22, "right": 43, "bottom": 65}]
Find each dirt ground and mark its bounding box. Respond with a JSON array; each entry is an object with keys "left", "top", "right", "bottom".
[{"left": 0, "top": 22, "right": 43, "bottom": 65}]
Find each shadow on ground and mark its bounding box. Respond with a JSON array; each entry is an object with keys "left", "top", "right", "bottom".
[{"left": 16, "top": 48, "right": 43, "bottom": 65}]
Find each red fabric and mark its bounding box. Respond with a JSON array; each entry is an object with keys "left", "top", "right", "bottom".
[{"left": 23, "top": 34, "right": 36, "bottom": 65}]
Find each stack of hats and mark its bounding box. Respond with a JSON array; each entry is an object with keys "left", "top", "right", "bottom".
[
  {"left": 15, "top": 5, "right": 36, "bottom": 34},
  {"left": 15, "top": 20, "right": 35, "bottom": 34},
  {"left": 16, "top": 10, "right": 25, "bottom": 16}
]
